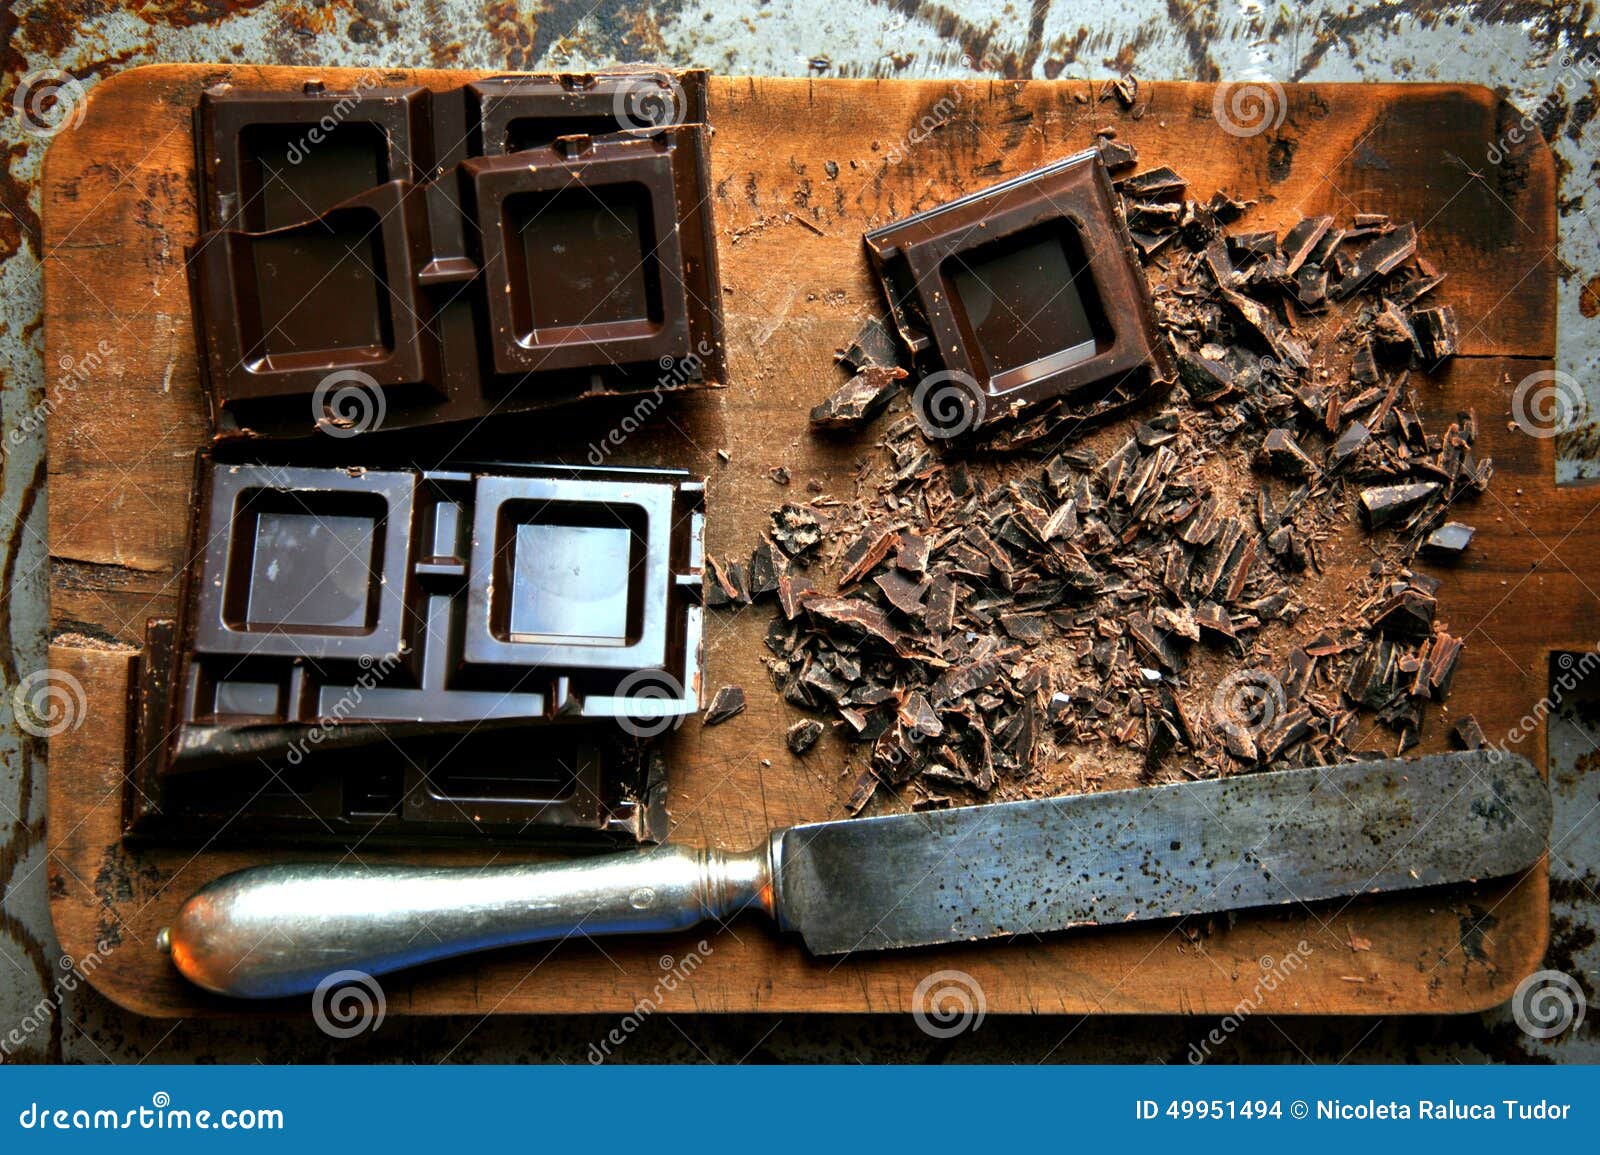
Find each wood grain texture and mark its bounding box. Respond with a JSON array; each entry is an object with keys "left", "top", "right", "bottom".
[{"left": 43, "top": 67, "right": 1585, "bottom": 1017}]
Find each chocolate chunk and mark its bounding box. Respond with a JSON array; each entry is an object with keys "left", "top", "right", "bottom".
[
  {"left": 925, "top": 574, "right": 959, "bottom": 634},
  {"left": 1422, "top": 631, "right": 1464, "bottom": 699},
  {"left": 931, "top": 656, "right": 1006, "bottom": 707},
  {"left": 844, "top": 766, "right": 879, "bottom": 814},
  {"left": 839, "top": 525, "right": 900, "bottom": 586},
  {"left": 837, "top": 314, "right": 904, "bottom": 373},
  {"left": 703, "top": 685, "right": 746, "bottom": 726},
  {"left": 809, "top": 365, "right": 908, "bottom": 429},
  {"left": 1410, "top": 305, "right": 1458, "bottom": 361},
  {"left": 802, "top": 595, "right": 902, "bottom": 644},
  {"left": 777, "top": 574, "right": 814, "bottom": 619},
  {"left": 898, "top": 691, "right": 944, "bottom": 738},
  {"left": 1128, "top": 612, "right": 1181, "bottom": 672},
  {"left": 1358, "top": 482, "right": 1441, "bottom": 529},
  {"left": 895, "top": 532, "right": 929, "bottom": 575},
  {"left": 1255, "top": 429, "right": 1316, "bottom": 477},
  {"left": 1374, "top": 588, "right": 1437, "bottom": 636},
  {"left": 1282, "top": 215, "right": 1334, "bottom": 275},
  {"left": 1331, "top": 223, "right": 1416, "bottom": 299},
  {"left": 770, "top": 503, "right": 826, "bottom": 558},
  {"left": 1450, "top": 714, "right": 1486, "bottom": 751},
  {"left": 1000, "top": 612, "right": 1047, "bottom": 642},
  {"left": 748, "top": 536, "right": 788, "bottom": 597},
  {"left": 786, "top": 719, "right": 824, "bottom": 755},
  {"left": 1119, "top": 165, "right": 1186, "bottom": 199},
  {"left": 875, "top": 569, "right": 930, "bottom": 615},
  {"left": 1096, "top": 137, "right": 1139, "bottom": 170},
  {"left": 1329, "top": 420, "right": 1371, "bottom": 469},
  {"left": 1420, "top": 521, "right": 1474, "bottom": 558}
]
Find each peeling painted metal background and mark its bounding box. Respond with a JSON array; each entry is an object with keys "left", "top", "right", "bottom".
[{"left": 1, "top": 0, "right": 1596, "bottom": 1062}]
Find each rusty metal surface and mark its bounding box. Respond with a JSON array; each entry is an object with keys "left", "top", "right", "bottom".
[{"left": 2, "top": 0, "right": 1597, "bottom": 1062}]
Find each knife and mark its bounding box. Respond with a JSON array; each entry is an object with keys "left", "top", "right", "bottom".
[{"left": 159, "top": 750, "right": 1547, "bottom": 998}]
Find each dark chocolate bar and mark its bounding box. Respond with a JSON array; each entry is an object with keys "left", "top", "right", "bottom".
[
  {"left": 187, "top": 72, "right": 724, "bottom": 440},
  {"left": 143, "top": 456, "right": 704, "bottom": 774},
  {"left": 864, "top": 149, "right": 1173, "bottom": 436}
]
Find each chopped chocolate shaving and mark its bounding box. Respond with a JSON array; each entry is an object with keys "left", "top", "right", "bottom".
[
  {"left": 771, "top": 503, "right": 826, "bottom": 559},
  {"left": 1410, "top": 305, "right": 1458, "bottom": 362},
  {"left": 1331, "top": 223, "right": 1416, "bottom": 300},
  {"left": 706, "top": 161, "right": 1487, "bottom": 807},
  {"left": 839, "top": 525, "right": 901, "bottom": 586},
  {"left": 802, "top": 594, "right": 902, "bottom": 644},
  {"left": 777, "top": 574, "right": 814, "bottom": 619},
  {"left": 1256, "top": 428, "right": 1317, "bottom": 477}
]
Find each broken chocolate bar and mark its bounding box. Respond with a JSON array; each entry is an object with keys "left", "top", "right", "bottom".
[
  {"left": 142, "top": 455, "right": 706, "bottom": 780},
  {"left": 188, "top": 74, "right": 724, "bottom": 440}
]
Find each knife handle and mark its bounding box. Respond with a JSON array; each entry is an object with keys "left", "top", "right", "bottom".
[{"left": 159, "top": 843, "right": 777, "bottom": 999}]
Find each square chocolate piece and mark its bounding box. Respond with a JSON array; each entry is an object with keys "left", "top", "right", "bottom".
[
  {"left": 193, "top": 462, "right": 415, "bottom": 663},
  {"left": 189, "top": 180, "right": 443, "bottom": 409},
  {"left": 194, "top": 81, "right": 432, "bottom": 233},
  {"left": 465, "top": 132, "right": 710, "bottom": 378},
  {"left": 465, "top": 472, "right": 683, "bottom": 675},
  {"left": 865, "top": 149, "right": 1172, "bottom": 435}
]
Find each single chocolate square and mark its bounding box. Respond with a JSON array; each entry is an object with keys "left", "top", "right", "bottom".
[
  {"left": 194, "top": 80, "right": 432, "bottom": 233},
  {"left": 464, "top": 131, "right": 710, "bottom": 378},
  {"left": 193, "top": 462, "right": 415, "bottom": 663},
  {"left": 189, "top": 180, "right": 443, "bottom": 410},
  {"left": 865, "top": 149, "right": 1173, "bottom": 436},
  {"left": 464, "top": 472, "right": 684, "bottom": 674}
]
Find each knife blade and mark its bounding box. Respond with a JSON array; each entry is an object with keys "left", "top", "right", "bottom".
[{"left": 160, "top": 750, "right": 1547, "bottom": 998}]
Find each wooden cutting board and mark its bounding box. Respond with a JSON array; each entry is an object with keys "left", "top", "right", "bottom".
[{"left": 44, "top": 67, "right": 1585, "bottom": 1017}]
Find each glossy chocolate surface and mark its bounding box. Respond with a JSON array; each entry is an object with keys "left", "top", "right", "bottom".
[
  {"left": 864, "top": 149, "right": 1173, "bottom": 433},
  {"left": 188, "top": 72, "right": 723, "bottom": 440}
]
